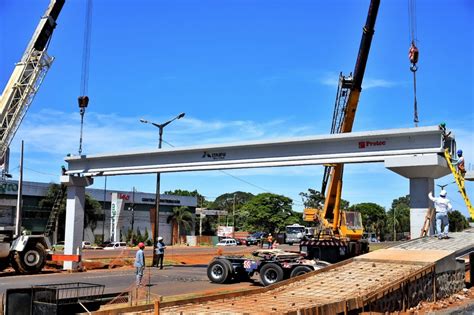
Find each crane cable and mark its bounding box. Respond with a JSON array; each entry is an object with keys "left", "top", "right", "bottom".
[
  {"left": 408, "top": 0, "right": 419, "bottom": 127},
  {"left": 78, "top": 0, "right": 93, "bottom": 155}
]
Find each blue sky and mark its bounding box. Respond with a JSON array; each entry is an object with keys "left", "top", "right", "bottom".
[{"left": 1, "top": 0, "right": 473, "bottom": 215}]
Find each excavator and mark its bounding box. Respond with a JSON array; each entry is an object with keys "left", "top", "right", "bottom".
[{"left": 301, "top": 0, "right": 380, "bottom": 263}]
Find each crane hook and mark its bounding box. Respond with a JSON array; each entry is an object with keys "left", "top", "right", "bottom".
[{"left": 408, "top": 42, "right": 419, "bottom": 72}]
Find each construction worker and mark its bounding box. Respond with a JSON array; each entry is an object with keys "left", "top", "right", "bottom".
[
  {"left": 134, "top": 242, "right": 145, "bottom": 286},
  {"left": 428, "top": 190, "right": 453, "bottom": 239},
  {"left": 267, "top": 234, "right": 273, "bottom": 249},
  {"left": 155, "top": 236, "right": 166, "bottom": 269},
  {"left": 452, "top": 149, "right": 466, "bottom": 177}
]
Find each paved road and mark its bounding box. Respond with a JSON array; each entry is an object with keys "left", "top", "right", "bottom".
[
  {"left": 80, "top": 244, "right": 297, "bottom": 259},
  {"left": 0, "top": 265, "right": 257, "bottom": 296}
]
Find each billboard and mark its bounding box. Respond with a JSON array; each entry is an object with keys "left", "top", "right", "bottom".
[{"left": 217, "top": 226, "right": 234, "bottom": 237}]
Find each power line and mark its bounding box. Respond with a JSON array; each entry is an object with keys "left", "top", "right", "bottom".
[{"left": 23, "top": 167, "right": 58, "bottom": 177}]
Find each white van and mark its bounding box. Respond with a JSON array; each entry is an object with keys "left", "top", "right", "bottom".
[
  {"left": 216, "top": 238, "right": 237, "bottom": 246},
  {"left": 103, "top": 242, "right": 127, "bottom": 250}
]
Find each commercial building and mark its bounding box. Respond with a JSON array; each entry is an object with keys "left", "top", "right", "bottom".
[{"left": 0, "top": 180, "right": 197, "bottom": 245}]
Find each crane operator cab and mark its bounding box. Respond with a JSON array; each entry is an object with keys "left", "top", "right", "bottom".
[{"left": 339, "top": 211, "right": 364, "bottom": 241}]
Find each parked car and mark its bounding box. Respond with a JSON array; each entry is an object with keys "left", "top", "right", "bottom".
[
  {"left": 103, "top": 242, "right": 127, "bottom": 250},
  {"left": 236, "top": 238, "right": 247, "bottom": 246},
  {"left": 246, "top": 232, "right": 267, "bottom": 246},
  {"left": 216, "top": 238, "right": 238, "bottom": 246},
  {"left": 99, "top": 241, "right": 111, "bottom": 248},
  {"left": 82, "top": 241, "right": 92, "bottom": 249}
]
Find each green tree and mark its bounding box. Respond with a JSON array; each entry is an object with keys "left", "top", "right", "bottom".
[
  {"left": 349, "top": 202, "right": 386, "bottom": 238},
  {"left": 167, "top": 206, "right": 193, "bottom": 243},
  {"left": 386, "top": 201, "right": 410, "bottom": 240},
  {"left": 136, "top": 227, "right": 143, "bottom": 243},
  {"left": 210, "top": 191, "right": 254, "bottom": 231},
  {"left": 144, "top": 227, "right": 150, "bottom": 244},
  {"left": 125, "top": 228, "right": 133, "bottom": 243},
  {"left": 448, "top": 210, "right": 469, "bottom": 232},
  {"left": 164, "top": 189, "right": 209, "bottom": 207},
  {"left": 299, "top": 188, "right": 350, "bottom": 209},
  {"left": 239, "top": 193, "right": 300, "bottom": 234},
  {"left": 299, "top": 188, "right": 324, "bottom": 208},
  {"left": 391, "top": 195, "right": 410, "bottom": 211}
]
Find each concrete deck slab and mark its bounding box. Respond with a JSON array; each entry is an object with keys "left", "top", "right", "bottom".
[{"left": 356, "top": 249, "right": 452, "bottom": 264}]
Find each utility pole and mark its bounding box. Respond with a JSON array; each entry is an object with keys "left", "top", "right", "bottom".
[
  {"left": 130, "top": 187, "right": 136, "bottom": 245},
  {"left": 232, "top": 193, "right": 236, "bottom": 238}
]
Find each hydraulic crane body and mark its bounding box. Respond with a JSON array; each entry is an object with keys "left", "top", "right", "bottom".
[
  {"left": 302, "top": 0, "right": 380, "bottom": 263},
  {"left": 0, "top": 0, "right": 64, "bottom": 274}
]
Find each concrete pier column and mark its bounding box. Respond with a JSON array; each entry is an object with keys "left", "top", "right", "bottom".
[
  {"left": 61, "top": 175, "right": 93, "bottom": 270},
  {"left": 409, "top": 178, "right": 435, "bottom": 238},
  {"left": 385, "top": 154, "right": 451, "bottom": 240}
]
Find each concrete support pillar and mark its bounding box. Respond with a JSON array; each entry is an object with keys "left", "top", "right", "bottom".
[
  {"left": 61, "top": 175, "right": 93, "bottom": 270},
  {"left": 409, "top": 178, "right": 435, "bottom": 238},
  {"left": 385, "top": 154, "right": 451, "bottom": 240}
]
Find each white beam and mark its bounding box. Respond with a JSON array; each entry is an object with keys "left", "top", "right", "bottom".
[{"left": 64, "top": 126, "right": 451, "bottom": 177}]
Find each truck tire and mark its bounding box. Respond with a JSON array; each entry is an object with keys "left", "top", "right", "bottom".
[
  {"left": 260, "top": 263, "right": 284, "bottom": 286},
  {"left": 207, "top": 259, "right": 232, "bottom": 284},
  {"left": 290, "top": 265, "right": 313, "bottom": 278},
  {"left": 11, "top": 242, "right": 46, "bottom": 274}
]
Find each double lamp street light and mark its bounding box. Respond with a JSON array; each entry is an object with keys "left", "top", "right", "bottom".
[{"left": 140, "top": 112, "right": 185, "bottom": 265}]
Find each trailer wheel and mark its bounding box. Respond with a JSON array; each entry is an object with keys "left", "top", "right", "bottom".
[
  {"left": 207, "top": 259, "right": 232, "bottom": 284},
  {"left": 11, "top": 242, "right": 46, "bottom": 274},
  {"left": 290, "top": 265, "right": 313, "bottom": 278},
  {"left": 260, "top": 263, "right": 284, "bottom": 286}
]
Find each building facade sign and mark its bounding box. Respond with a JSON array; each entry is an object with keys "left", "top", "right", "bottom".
[
  {"left": 217, "top": 226, "right": 234, "bottom": 237},
  {"left": 110, "top": 192, "right": 125, "bottom": 242}
]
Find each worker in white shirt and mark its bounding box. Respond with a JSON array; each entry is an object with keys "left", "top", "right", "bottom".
[{"left": 428, "top": 190, "right": 453, "bottom": 239}]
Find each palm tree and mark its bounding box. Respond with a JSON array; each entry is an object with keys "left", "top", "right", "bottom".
[{"left": 167, "top": 206, "right": 193, "bottom": 244}]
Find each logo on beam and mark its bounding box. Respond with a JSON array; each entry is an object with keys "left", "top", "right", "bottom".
[
  {"left": 202, "top": 151, "right": 226, "bottom": 160},
  {"left": 358, "top": 140, "right": 386, "bottom": 149}
]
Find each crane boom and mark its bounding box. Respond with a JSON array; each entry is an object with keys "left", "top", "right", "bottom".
[
  {"left": 322, "top": 0, "right": 380, "bottom": 232},
  {"left": 0, "top": 0, "right": 65, "bottom": 168}
]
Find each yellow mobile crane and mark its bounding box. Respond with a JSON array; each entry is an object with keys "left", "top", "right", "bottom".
[{"left": 301, "top": 0, "right": 380, "bottom": 263}]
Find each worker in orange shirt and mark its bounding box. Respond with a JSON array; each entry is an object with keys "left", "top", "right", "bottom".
[
  {"left": 267, "top": 234, "right": 273, "bottom": 249},
  {"left": 452, "top": 149, "right": 466, "bottom": 177}
]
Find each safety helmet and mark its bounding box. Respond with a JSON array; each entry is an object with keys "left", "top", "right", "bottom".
[
  {"left": 138, "top": 242, "right": 145, "bottom": 248},
  {"left": 440, "top": 190, "right": 447, "bottom": 197},
  {"left": 457, "top": 149, "right": 463, "bottom": 156},
  {"left": 157, "top": 236, "right": 163, "bottom": 241}
]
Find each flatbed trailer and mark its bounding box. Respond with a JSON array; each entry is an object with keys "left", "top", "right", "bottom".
[{"left": 207, "top": 249, "right": 330, "bottom": 286}]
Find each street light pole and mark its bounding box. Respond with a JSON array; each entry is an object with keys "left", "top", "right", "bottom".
[{"left": 140, "top": 112, "right": 185, "bottom": 266}]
